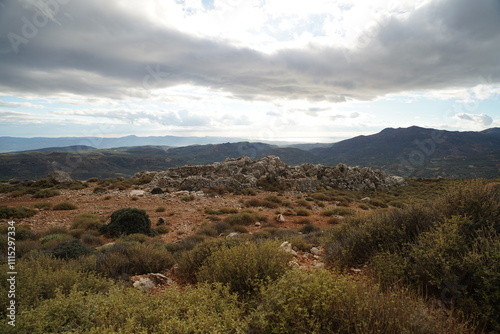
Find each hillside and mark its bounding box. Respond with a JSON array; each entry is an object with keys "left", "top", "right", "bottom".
[{"left": 0, "top": 127, "right": 499, "bottom": 180}]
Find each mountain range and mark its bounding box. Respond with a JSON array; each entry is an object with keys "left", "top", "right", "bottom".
[{"left": 0, "top": 126, "right": 499, "bottom": 180}]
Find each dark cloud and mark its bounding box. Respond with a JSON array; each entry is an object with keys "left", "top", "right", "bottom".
[{"left": 0, "top": 0, "right": 499, "bottom": 102}]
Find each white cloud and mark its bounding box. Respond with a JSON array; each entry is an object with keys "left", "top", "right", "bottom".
[{"left": 455, "top": 113, "right": 493, "bottom": 126}]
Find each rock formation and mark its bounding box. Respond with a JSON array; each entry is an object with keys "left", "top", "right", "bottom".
[{"left": 147, "top": 156, "right": 405, "bottom": 193}]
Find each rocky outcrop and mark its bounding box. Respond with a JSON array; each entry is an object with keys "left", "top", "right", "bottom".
[
  {"left": 48, "top": 170, "right": 73, "bottom": 184},
  {"left": 148, "top": 156, "right": 405, "bottom": 192}
]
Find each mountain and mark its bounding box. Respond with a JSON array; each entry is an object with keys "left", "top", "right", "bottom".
[
  {"left": 0, "top": 135, "right": 249, "bottom": 153},
  {"left": 0, "top": 127, "right": 499, "bottom": 180},
  {"left": 311, "top": 126, "right": 500, "bottom": 178}
]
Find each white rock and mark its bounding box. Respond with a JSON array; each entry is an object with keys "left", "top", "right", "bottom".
[
  {"left": 310, "top": 247, "right": 322, "bottom": 256},
  {"left": 130, "top": 190, "right": 145, "bottom": 197}
]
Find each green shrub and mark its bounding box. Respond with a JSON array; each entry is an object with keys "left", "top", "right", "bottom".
[
  {"left": 71, "top": 213, "right": 104, "bottom": 231},
  {"left": 242, "top": 188, "right": 258, "bottom": 196},
  {"left": 0, "top": 206, "right": 37, "bottom": 219},
  {"left": 99, "top": 208, "right": 153, "bottom": 238},
  {"left": 321, "top": 207, "right": 356, "bottom": 216},
  {"left": 52, "top": 239, "right": 93, "bottom": 259},
  {"left": 52, "top": 202, "right": 77, "bottom": 210},
  {"left": 299, "top": 223, "right": 320, "bottom": 234},
  {"left": 32, "top": 202, "right": 52, "bottom": 210},
  {"left": 197, "top": 240, "right": 291, "bottom": 296},
  {"left": 224, "top": 211, "right": 263, "bottom": 226},
  {"left": 358, "top": 203, "right": 370, "bottom": 210},
  {"left": 155, "top": 225, "right": 170, "bottom": 234},
  {"left": 369, "top": 198, "right": 388, "bottom": 208},
  {"left": 155, "top": 206, "right": 166, "bottom": 212},
  {"left": 96, "top": 242, "right": 175, "bottom": 278},
  {"left": 120, "top": 233, "right": 150, "bottom": 243},
  {"left": 80, "top": 233, "right": 104, "bottom": 247},
  {"left": 296, "top": 217, "right": 310, "bottom": 224},
  {"left": 247, "top": 269, "right": 474, "bottom": 334},
  {"left": 264, "top": 195, "right": 282, "bottom": 203},
  {"left": 13, "top": 283, "right": 243, "bottom": 334},
  {"left": 245, "top": 198, "right": 278, "bottom": 209},
  {"left": 176, "top": 238, "right": 242, "bottom": 283},
  {"left": 181, "top": 194, "right": 195, "bottom": 202},
  {"left": 32, "top": 189, "right": 60, "bottom": 198},
  {"left": 294, "top": 208, "right": 310, "bottom": 216},
  {"left": 0, "top": 253, "right": 113, "bottom": 316},
  {"left": 39, "top": 233, "right": 72, "bottom": 245}
]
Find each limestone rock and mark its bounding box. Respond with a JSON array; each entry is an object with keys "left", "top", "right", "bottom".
[
  {"left": 147, "top": 156, "right": 406, "bottom": 193},
  {"left": 131, "top": 273, "right": 173, "bottom": 292},
  {"left": 48, "top": 170, "right": 73, "bottom": 184}
]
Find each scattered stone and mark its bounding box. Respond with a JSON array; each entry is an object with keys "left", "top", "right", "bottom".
[
  {"left": 48, "top": 170, "right": 73, "bottom": 184},
  {"left": 130, "top": 190, "right": 145, "bottom": 197},
  {"left": 314, "top": 262, "right": 325, "bottom": 269},
  {"left": 226, "top": 232, "right": 239, "bottom": 239},
  {"left": 279, "top": 241, "right": 298, "bottom": 256},
  {"left": 275, "top": 214, "right": 286, "bottom": 223},
  {"left": 157, "top": 217, "right": 166, "bottom": 225},
  {"left": 360, "top": 197, "right": 371, "bottom": 202},
  {"left": 310, "top": 246, "right": 322, "bottom": 256},
  {"left": 131, "top": 273, "right": 173, "bottom": 292},
  {"left": 255, "top": 222, "right": 261, "bottom": 227},
  {"left": 288, "top": 260, "right": 300, "bottom": 268},
  {"left": 350, "top": 268, "right": 362, "bottom": 274}
]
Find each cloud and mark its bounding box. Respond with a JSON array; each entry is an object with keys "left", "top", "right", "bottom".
[
  {"left": 455, "top": 113, "right": 493, "bottom": 126},
  {"left": 330, "top": 112, "right": 360, "bottom": 121},
  {"left": 0, "top": 0, "right": 499, "bottom": 104}
]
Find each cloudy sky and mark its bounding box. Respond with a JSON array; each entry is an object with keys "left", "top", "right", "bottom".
[{"left": 0, "top": 0, "right": 499, "bottom": 143}]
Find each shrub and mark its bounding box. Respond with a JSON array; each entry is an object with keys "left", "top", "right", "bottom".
[
  {"left": 51, "top": 239, "right": 93, "bottom": 259},
  {"left": 120, "top": 233, "right": 150, "bottom": 243},
  {"left": 80, "top": 233, "right": 104, "bottom": 247},
  {"left": 0, "top": 206, "right": 36, "bottom": 219},
  {"left": 224, "top": 212, "right": 262, "bottom": 226},
  {"left": 296, "top": 199, "right": 312, "bottom": 209},
  {"left": 52, "top": 202, "right": 77, "bottom": 210},
  {"left": 197, "top": 240, "right": 291, "bottom": 296},
  {"left": 155, "top": 225, "right": 170, "bottom": 234},
  {"left": 13, "top": 283, "right": 243, "bottom": 333},
  {"left": 150, "top": 187, "right": 164, "bottom": 194},
  {"left": 176, "top": 238, "right": 242, "bottom": 283},
  {"left": 369, "top": 198, "right": 388, "bottom": 208},
  {"left": 99, "top": 208, "right": 153, "bottom": 238},
  {"left": 181, "top": 194, "right": 195, "bottom": 202},
  {"left": 96, "top": 242, "right": 175, "bottom": 278},
  {"left": 155, "top": 206, "right": 166, "bottom": 212},
  {"left": 242, "top": 188, "right": 258, "bottom": 196},
  {"left": 39, "top": 233, "right": 72, "bottom": 245},
  {"left": 296, "top": 217, "right": 311, "bottom": 224},
  {"left": 299, "top": 223, "right": 320, "bottom": 234},
  {"left": 33, "top": 202, "right": 52, "bottom": 210},
  {"left": 71, "top": 213, "right": 104, "bottom": 231},
  {"left": 247, "top": 269, "right": 474, "bottom": 334},
  {"left": 358, "top": 203, "right": 370, "bottom": 210},
  {"left": 264, "top": 195, "right": 282, "bottom": 204},
  {"left": 245, "top": 198, "right": 278, "bottom": 209},
  {"left": 32, "top": 188, "right": 60, "bottom": 198},
  {"left": 294, "top": 208, "right": 310, "bottom": 216},
  {"left": 321, "top": 207, "right": 356, "bottom": 216}
]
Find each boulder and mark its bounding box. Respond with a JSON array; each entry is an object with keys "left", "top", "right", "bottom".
[
  {"left": 48, "top": 170, "right": 73, "bottom": 184},
  {"left": 131, "top": 273, "right": 173, "bottom": 292}
]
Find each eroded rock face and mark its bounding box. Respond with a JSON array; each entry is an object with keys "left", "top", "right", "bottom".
[{"left": 147, "top": 156, "right": 406, "bottom": 192}]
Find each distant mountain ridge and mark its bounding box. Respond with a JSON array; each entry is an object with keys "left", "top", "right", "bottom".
[{"left": 0, "top": 127, "right": 499, "bottom": 180}]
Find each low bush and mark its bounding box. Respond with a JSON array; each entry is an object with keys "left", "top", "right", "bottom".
[
  {"left": 224, "top": 211, "right": 264, "bottom": 226},
  {"left": 155, "top": 206, "right": 166, "bottom": 212},
  {"left": 155, "top": 225, "right": 170, "bottom": 234},
  {"left": 294, "top": 208, "right": 310, "bottom": 216},
  {"left": 13, "top": 283, "right": 243, "bottom": 334},
  {"left": 32, "top": 202, "right": 52, "bottom": 210},
  {"left": 51, "top": 239, "right": 93, "bottom": 259},
  {"left": 321, "top": 207, "right": 356, "bottom": 216},
  {"left": 245, "top": 198, "right": 278, "bottom": 209},
  {"left": 71, "top": 213, "right": 104, "bottom": 231},
  {"left": 176, "top": 238, "right": 242, "bottom": 283},
  {"left": 52, "top": 202, "right": 77, "bottom": 210},
  {"left": 299, "top": 223, "right": 320, "bottom": 234},
  {"left": 247, "top": 269, "right": 475, "bottom": 334},
  {"left": 80, "top": 233, "right": 104, "bottom": 247},
  {"left": 0, "top": 206, "right": 36, "bottom": 219},
  {"left": 197, "top": 240, "right": 291, "bottom": 296},
  {"left": 32, "top": 189, "right": 60, "bottom": 198},
  {"left": 369, "top": 198, "right": 388, "bottom": 208},
  {"left": 96, "top": 242, "right": 175, "bottom": 279},
  {"left": 99, "top": 208, "right": 154, "bottom": 238}
]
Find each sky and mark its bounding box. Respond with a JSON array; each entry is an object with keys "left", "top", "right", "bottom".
[{"left": 0, "top": 0, "right": 499, "bottom": 143}]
